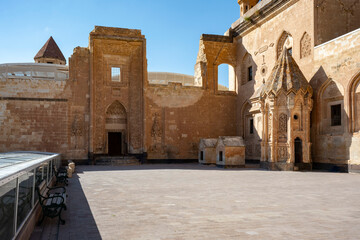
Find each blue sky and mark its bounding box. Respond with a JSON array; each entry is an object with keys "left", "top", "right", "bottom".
[{"left": 0, "top": 0, "right": 239, "bottom": 77}]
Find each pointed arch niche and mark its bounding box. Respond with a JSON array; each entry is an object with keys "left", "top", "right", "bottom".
[
  {"left": 348, "top": 72, "right": 360, "bottom": 133},
  {"left": 105, "top": 100, "right": 127, "bottom": 155},
  {"left": 241, "top": 53, "right": 255, "bottom": 85},
  {"left": 241, "top": 100, "right": 262, "bottom": 160},
  {"left": 318, "top": 80, "right": 345, "bottom": 135},
  {"left": 276, "top": 31, "right": 293, "bottom": 59}
]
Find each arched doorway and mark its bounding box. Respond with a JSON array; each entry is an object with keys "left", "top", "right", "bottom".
[
  {"left": 105, "top": 101, "right": 127, "bottom": 156},
  {"left": 294, "top": 137, "right": 302, "bottom": 163}
]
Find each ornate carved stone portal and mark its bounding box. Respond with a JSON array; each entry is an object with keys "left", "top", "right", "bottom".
[{"left": 251, "top": 48, "right": 313, "bottom": 171}]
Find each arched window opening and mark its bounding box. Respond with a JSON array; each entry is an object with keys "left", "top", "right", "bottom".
[
  {"left": 241, "top": 53, "right": 254, "bottom": 85},
  {"left": 277, "top": 31, "right": 293, "bottom": 59},
  {"left": 218, "top": 64, "right": 236, "bottom": 91}
]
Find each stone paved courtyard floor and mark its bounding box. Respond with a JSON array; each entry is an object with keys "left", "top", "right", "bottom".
[{"left": 30, "top": 164, "right": 360, "bottom": 240}]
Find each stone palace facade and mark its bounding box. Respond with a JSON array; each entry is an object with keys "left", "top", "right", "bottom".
[{"left": 0, "top": 0, "right": 359, "bottom": 172}]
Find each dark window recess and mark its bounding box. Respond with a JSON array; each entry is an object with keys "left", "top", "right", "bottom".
[
  {"left": 331, "top": 104, "right": 341, "bottom": 126},
  {"left": 200, "top": 151, "right": 204, "bottom": 160},
  {"left": 250, "top": 119, "right": 254, "bottom": 134},
  {"left": 219, "top": 151, "right": 223, "bottom": 162},
  {"left": 287, "top": 48, "right": 292, "bottom": 56},
  {"left": 248, "top": 66, "right": 253, "bottom": 81}
]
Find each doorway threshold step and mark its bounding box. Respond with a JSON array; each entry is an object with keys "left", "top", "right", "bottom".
[{"left": 96, "top": 156, "right": 140, "bottom": 166}]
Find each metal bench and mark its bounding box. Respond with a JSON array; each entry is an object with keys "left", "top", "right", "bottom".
[
  {"left": 53, "top": 166, "right": 68, "bottom": 186},
  {"left": 36, "top": 186, "right": 67, "bottom": 225}
]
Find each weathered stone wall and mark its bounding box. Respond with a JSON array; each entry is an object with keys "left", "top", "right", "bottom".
[
  {"left": 0, "top": 99, "right": 68, "bottom": 153},
  {"left": 314, "top": 0, "right": 360, "bottom": 46},
  {"left": 145, "top": 84, "right": 237, "bottom": 160},
  {"left": 66, "top": 47, "right": 91, "bottom": 160}
]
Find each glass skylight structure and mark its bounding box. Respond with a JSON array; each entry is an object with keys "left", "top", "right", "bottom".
[{"left": 0, "top": 151, "right": 60, "bottom": 240}]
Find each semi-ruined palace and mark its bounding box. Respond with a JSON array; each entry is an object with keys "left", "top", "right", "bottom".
[{"left": 1, "top": 0, "right": 360, "bottom": 172}]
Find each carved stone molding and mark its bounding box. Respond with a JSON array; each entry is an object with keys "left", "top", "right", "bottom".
[
  {"left": 278, "top": 146, "right": 287, "bottom": 160},
  {"left": 300, "top": 32, "right": 311, "bottom": 59},
  {"left": 279, "top": 113, "right": 287, "bottom": 132},
  {"left": 71, "top": 114, "right": 83, "bottom": 137},
  {"left": 151, "top": 112, "right": 162, "bottom": 144},
  {"left": 106, "top": 101, "right": 126, "bottom": 116}
]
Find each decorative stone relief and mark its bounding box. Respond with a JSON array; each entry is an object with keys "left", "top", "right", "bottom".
[
  {"left": 150, "top": 113, "right": 163, "bottom": 153},
  {"left": 71, "top": 114, "right": 83, "bottom": 137},
  {"left": 279, "top": 113, "right": 287, "bottom": 132},
  {"left": 106, "top": 101, "right": 126, "bottom": 116},
  {"left": 151, "top": 113, "right": 162, "bottom": 140},
  {"left": 278, "top": 133, "right": 287, "bottom": 143},
  {"left": 278, "top": 146, "right": 287, "bottom": 160},
  {"left": 300, "top": 32, "right": 311, "bottom": 59},
  {"left": 71, "top": 113, "right": 83, "bottom": 149},
  {"left": 268, "top": 113, "right": 272, "bottom": 141}
]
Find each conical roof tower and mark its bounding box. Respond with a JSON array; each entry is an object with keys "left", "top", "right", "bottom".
[
  {"left": 34, "top": 36, "right": 66, "bottom": 65},
  {"left": 261, "top": 48, "right": 312, "bottom": 97}
]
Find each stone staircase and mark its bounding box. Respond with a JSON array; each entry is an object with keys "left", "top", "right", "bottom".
[{"left": 95, "top": 156, "right": 140, "bottom": 166}]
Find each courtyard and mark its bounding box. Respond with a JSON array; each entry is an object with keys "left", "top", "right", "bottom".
[{"left": 31, "top": 164, "right": 360, "bottom": 240}]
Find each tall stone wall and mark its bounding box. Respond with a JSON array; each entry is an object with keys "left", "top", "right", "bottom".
[
  {"left": 66, "top": 47, "right": 91, "bottom": 160},
  {"left": 314, "top": 0, "right": 360, "bottom": 46},
  {"left": 0, "top": 47, "right": 91, "bottom": 161},
  {"left": 311, "top": 28, "right": 360, "bottom": 169},
  {"left": 0, "top": 77, "right": 72, "bottom": 156},
  {"left": 0, "top": 99, "right": 68, "bottom": 153},
  {"left": 232, "top": 0, "right": 360, "bottom": 169}
]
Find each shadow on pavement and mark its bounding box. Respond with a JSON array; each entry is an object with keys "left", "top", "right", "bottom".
[{"left": 30, "top": 173, "right": 101, "bottom": 240}]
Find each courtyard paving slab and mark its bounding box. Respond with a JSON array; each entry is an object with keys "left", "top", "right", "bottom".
[{"left": 30, "top": 164, "right": 360, "bottom": 240}]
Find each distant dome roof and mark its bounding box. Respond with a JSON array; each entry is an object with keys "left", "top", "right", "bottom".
[
  {"left": 261, "top": 48, "right": 312, "bottom": 97},
  {"left": 34, "top": 36, "right": 66, "bottom": 62}
]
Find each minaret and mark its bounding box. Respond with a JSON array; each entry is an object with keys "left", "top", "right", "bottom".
[
  {"left": 34, "top": 36, "right": 66, "bottom": 65},
  {"left": 237, "top": 0, "right": 259, "bottom": 16}
]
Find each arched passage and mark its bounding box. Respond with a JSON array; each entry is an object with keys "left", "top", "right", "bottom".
[{"left": 294, "top": 137, "right": 303, "bottom": 164}]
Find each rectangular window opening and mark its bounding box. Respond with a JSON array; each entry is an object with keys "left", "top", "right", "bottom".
[
  {"left": 200, "top": 151, "right": 204, "bottom": 161},
  {"left": 111, "top": 67, "right": 121, "bottom": 82},
  {"left": 250, "top": 119, "right": 254, "bottom": 134},
  {"left": 248, "top": 66, "right": 253, "bottom": 81},
  {"left": 219, "top": 151, "right": 223, "bottom": 162},
  {"left": 331, "top": 104, "right": 341, "bottom": 126}
]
